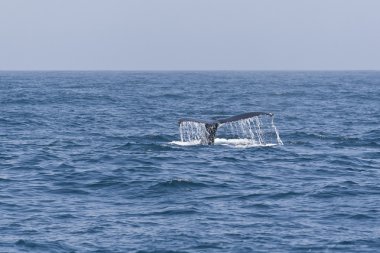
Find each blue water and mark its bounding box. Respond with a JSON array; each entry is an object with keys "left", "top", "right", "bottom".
[{"left": 1, "top": 71, "right": 379, "bottom": 252}]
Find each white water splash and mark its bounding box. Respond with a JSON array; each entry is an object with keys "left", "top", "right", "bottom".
[
  {"left": 170, "top": 140, "right": 202, "bottom": 146},
  {"left": 214, "top": 138, "right": 277, "bottom": 147},
  {"left": 170, "top": 138, "right": 277, "bottom": 148}
]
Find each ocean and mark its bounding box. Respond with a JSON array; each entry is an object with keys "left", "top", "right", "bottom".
[{"left": 0, "top": 71, "right": 379, "bottom": 252}]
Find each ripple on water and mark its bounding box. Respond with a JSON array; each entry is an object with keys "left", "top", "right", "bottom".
[
  {"left": 15, "top": 239, "right": 76, "bottom": 252},
  {"left": 147, "top": 179, "right": 208, "bottom": 194}
]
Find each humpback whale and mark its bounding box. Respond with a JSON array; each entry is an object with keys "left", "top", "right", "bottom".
[{"left": 178, "top": 112, "right": 273, "bottom": 145}]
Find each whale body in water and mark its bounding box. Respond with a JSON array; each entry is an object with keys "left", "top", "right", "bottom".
[{"left": 178, "top": 112, "right": 273, "bottom": 145}]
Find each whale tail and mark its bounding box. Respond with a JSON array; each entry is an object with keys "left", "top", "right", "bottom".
[{"left": 178, "top": 112, "right": 274, "bottom": 145}]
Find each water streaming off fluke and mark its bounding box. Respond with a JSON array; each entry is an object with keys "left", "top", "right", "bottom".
[
  {"left": 179, "top": 121, "right": 209, "bottom": 144},
  {"left": 176, "top": 113, "right": 283, "bottom": 147}
]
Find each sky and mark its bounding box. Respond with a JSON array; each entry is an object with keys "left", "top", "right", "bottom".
[{"left": 0, "top": 0, "right": 379, "bottom": 70}]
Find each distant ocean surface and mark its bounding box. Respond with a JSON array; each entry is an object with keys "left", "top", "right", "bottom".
[{"left": 1, "top": 71, "right": 379, "bottom": 253}]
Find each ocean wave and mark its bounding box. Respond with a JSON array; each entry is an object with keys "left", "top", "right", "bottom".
[
  {"left": 138, "top": 207, "right": 199, "bottom": 217},
  {"left": 114, "top": 142, "right": 179, "bottom": 152},
  {"left": 309, "top": 181, "right": 364, "bottom": 199},
  {"left": 136, "top": 249, "right": 190, "bottom": 253},
  {"left": 50, "top": 188, "right": 90, "bottom": 195},
  {"left": 236, "top": 191, "right": 303, "bottom": 201},
  {"left": 15, "top": 239, "right": 76, "bottom": 252},
  {"left": 149, "top": 178, "right": 207, "bottom": 190}
]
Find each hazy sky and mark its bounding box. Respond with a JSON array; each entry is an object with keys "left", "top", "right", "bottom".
[{"left": 0, "top": 0, "right": 379, "bottom": 70}]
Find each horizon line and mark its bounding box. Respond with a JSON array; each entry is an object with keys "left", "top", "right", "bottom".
[{"left": 0, "top": 69, "right": 379, "bottom": 72}]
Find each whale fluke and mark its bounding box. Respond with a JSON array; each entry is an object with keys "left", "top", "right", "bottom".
[
  {"left": 217, "top": 112, "right": 273, "bottom": 124},
  {"left": 178, "top": 112, "right": 274, "bottom": 145}
]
